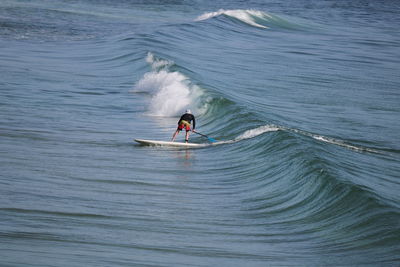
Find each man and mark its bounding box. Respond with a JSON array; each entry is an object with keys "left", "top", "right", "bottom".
[{"left": 172, "top": 109, "right": 196, "bottom": 143}]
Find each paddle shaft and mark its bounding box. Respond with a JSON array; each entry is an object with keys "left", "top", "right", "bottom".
[{"left": 192, "top": 130, "right": 216, "bottom": 142}]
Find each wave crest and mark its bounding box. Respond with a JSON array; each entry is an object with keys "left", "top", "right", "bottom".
[
  {"left": 195, "top": 9, "right": 298, "bottom": 30},
  {"left": 235, "top": 125, "right": 281, "bottom": 140}
]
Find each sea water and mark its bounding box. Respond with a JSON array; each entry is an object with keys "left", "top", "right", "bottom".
[{"left": 1, "top": 0, "right": 399, "bottom": 266}]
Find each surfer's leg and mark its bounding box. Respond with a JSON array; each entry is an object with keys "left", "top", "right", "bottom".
[
  {"left": 185, "top": 130, "right": 190, "bottom": 143},
  {"left": 172, "top": 129, "right": 180, "bottom": 141},
  {"left": 172, "top": 124, "right": 185, "bottom": 141}
]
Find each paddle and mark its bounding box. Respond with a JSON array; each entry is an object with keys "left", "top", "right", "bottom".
[{"left": 192, "top": 130, "right": 217, "bottom": 143}]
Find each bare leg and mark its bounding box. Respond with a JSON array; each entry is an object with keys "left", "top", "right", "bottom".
[
  {"left": 185, "top": 131, "right": 190, "bottom": 143},
  {"left": 172, "top": 130, "right": 180, "bottom": 141}
]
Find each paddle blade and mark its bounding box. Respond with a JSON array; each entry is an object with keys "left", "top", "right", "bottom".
[{"left": 193, "top": 130, "right": 216, "bottom": 143}]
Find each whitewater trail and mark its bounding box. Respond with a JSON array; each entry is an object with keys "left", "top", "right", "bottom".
[{"left": 216, "top": 125, "right": 383, "bottom": 154}]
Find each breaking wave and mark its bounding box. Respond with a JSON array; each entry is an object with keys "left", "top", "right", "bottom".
[{"left": 195, "top": 9, "right": 302, "bottom": 30}]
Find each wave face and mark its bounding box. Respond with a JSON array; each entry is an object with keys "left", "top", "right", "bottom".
[{"left": 1, "top": 0, "right": 400, "bottom": 266}]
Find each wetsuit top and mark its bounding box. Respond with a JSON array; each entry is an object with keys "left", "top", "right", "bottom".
[{"left": 179, "top": 113, "right": 195, "bottom": 129}]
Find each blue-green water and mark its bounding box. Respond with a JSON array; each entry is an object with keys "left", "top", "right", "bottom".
[{"left": 1, "top": 0, "right": 399, "bottom": 266}]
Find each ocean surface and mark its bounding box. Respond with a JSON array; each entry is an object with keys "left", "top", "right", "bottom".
[{"left": 1, "top": 0, "right": 400, "bottom": 266}]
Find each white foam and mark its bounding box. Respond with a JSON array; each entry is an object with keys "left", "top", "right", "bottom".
[
  {"left": 236, "top": 125, "right": 281, "bottom": 140},
  {"left": 233, "top": 125, "right": 380, "bottom": 154},
  {"left": 196, "top": 9, "right": 270, "bottom": 29},
  {"left": 311, "top": 135, "right": 381, "bottom": 153},
  {"left": 290, "top": 128, "right": 381, "bottom": 154},
  {"left": 204, "top": 125, "right": 280, "bottom": 146},
  {"left": 133, "top": 53, "right": 202, "bottom": 117},
  {"left": 146, "top": 52, "right": 171, "bottom": 70}
]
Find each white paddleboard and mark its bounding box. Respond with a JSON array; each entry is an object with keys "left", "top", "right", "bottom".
[{"left": 134, "top": 139, "right": 208, "bottom": 148}]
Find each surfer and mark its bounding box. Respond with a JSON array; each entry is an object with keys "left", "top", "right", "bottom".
[{"left": 172, "top": 109, "right": 196, "bottom": 143}]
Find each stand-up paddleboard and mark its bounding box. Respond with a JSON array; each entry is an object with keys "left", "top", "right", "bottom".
[{"left": 134, "top": 139, "right": 208, "bottom": 148}]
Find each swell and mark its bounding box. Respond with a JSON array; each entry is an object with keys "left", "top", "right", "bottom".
[
  {"left": 131, "top": 48, "right": 398, "bottom": 217},
  {"left": 129, "top": 42, "right": 400, "bottom": 261},
  {"left": 2, "top": 3, "right": 399, "bottom": 266},
  {"left": 130, "top": 49, "right": 390, "bottom": 154},
  {"left": 123, "top": 11, "right": 400, "bottom": 216},
  {"left": 10, "top": 7, "right": 394, "bottom": 262},
  {"left": 207, "top": 129, "right": 400, "bottom": 261}
]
